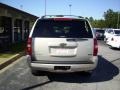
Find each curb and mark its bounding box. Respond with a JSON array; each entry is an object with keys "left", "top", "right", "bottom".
[{"left": 0, "top": 52, "right": 25, "bottom": 70}]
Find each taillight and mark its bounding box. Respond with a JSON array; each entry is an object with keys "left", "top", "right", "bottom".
[
  {"left": 26, "top": 38, "right": 32, "bottom": 55},
  {"left": 93, "top": 38, "right": 98, "bottom": 56}
]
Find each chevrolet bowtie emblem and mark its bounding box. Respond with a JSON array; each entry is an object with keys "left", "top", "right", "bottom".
[{"left": 60, "top": 43, "right": 67, "bottom": 48}]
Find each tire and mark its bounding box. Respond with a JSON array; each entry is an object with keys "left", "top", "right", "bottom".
[
  {"left": 84, "top": 71, "right": 93, "bottom": 76},
  {"left": 104, "top": 37, "right": 106, "bottom": 42},
  {"left": 31, "top": 69, "right": 39, "bottom": 76},
  {"left": 31, "top": 69, "right": 46, "bottom": 76},
  {"left": 87, "top": 70, "right": 93, "bottom": 73},
  {"left": 77, "top": 71, "right": 93, "bottom": 77},
  {"left": 109, "top": 45, "right": 113, "bottom": 49}
]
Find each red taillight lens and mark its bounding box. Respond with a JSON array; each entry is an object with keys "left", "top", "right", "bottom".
[
  {"left": 93, "top": 38, "right": 98, "bottom": 56},
  {"left": 26, "top": 38, "right": 32, "bottom": 55}
]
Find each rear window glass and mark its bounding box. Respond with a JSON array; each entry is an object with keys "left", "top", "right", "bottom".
[
  {"left": 32, "top": 19, "right": 93, "bottom": 38},
  {"left": 96, "top": 30, "right": 105, "bottom": 33},
  {"left": 114, "top": 30, "right": 120, "bottom": 34}
]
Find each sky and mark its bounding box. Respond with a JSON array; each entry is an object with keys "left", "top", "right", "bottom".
[{"left": 0, "top": 0, "right": 120, "bottom": 19}]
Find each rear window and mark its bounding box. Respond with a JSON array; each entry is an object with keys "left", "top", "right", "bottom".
[
  {"left": 32, "top": 19, "right": 93, "bottom": 38},
  {"left": 114, "top": 30, "right": 120, "bottom": 35},
  {"left": 96, "top": 30, "right": 105, "bottom": 33}
]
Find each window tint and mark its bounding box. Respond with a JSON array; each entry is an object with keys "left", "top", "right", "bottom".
[
  {"left": 96, "top": 30, "right": 105, "bottom": 33},
  {"left": 108, "top": 30, "right": 113, "bottom": 34},
  {"left": 114, "top": 30, "right": 120, "bottom": 34},
  {"left": 32, "top": 19, "right": 93, "bottom": 38}
]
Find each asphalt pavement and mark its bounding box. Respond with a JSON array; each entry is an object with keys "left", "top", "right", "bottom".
[
  {"left": 0, "top": 52, "right": 25, "bottom": 70},
  {"left": 0, "top": 40, "right": 120, "bottom": 90}
]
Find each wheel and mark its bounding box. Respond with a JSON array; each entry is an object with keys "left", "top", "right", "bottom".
[
  {"left": 109, "top": 45, "right": 113, "bottom": 49},
  {"left": 104, "top": 37, "right": 107, "bottom": 42},
  {"left": 77, "top": 71, "right": 93, "bottom": 77},
  {"left": 84, "top": 71, "right": 93, "bottom": 76},
  {"left": 31, "top": 69, "right": 39, "bottom": 76},
  {"left": 104, "top": 37, "right": 109, "bottom": 43},
  {"left": 104, "top": 38, "right": 106, "bottom": 42},
  {"left": 31, "top": 69, "right": 46, "bottom": 76}
]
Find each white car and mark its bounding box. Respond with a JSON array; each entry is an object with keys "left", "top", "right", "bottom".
[
  {"left": 104, "top": 29, "right": 120, "bottom": 42},
  {"left": 106, "top": 29, "right": 120, "bottom": 48}
]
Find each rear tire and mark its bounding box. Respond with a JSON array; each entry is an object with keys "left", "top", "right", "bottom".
[
  {"left": 109, "top": 45, "right": 113, "bottom": 49},
  {"left": 31, "top": 69, "right": 39, "bottom": 76},
  {"left": 87, "top": 70, "right": 93, "bottom": 73},
  {"left": 77, "top": 71, "right": 93, "bottom": 76},
  {"left": 31, "top": 69, "right": 46, "bottom": 76},
  {"left": 84, "top": 71, "right": 93, "bottom": 76},
  {"left": 104, "top": 37, "right": 106, "bottom": 42}
]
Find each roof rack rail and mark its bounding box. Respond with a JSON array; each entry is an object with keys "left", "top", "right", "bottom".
[{"left": 41, "top": 15, "right": 84, "bottom": 19}]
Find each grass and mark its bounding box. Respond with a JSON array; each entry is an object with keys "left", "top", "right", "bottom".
[
  {"left": 0, "top": 42, "right": 26, "bottom": 58},
  {"left": 0, "top": 53, "right": 15, "bottom": 58}
]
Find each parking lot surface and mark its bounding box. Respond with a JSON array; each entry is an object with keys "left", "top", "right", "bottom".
[{"left": 0, "top": 40, "right": 120, "bottom": 90}]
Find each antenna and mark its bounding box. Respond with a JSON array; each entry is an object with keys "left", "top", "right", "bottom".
[
  {"left": 69, "top": 4, "right": 72, "bottom": 15},
  {"left": 45, "top": 0, "right": 47, "bottom": 15}
]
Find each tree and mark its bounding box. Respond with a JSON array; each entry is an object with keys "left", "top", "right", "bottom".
[
  {"left": 104, "top": 9, "right": 119, "bottom": 28},
  {"left": 88, "top": 17, "right": 106, "bottom": 28},
  {"left": 89, "top": 17, "right": 94, "bottom": 22},
  {"left": 87, "top": 9, "right": 120, "bottom": 29}
]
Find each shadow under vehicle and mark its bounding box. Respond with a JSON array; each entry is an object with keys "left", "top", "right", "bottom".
[{"left": 22, "top": 55, "right": 119, "bottom": 90}]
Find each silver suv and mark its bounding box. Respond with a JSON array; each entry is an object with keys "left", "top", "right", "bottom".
[{"left": 26, "top": 15, "right": 98, "bottom": 75}]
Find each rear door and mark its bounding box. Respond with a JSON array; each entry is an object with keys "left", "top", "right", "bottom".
[{"left": 31, "top": 19, "right": 93, "bottom": 63}]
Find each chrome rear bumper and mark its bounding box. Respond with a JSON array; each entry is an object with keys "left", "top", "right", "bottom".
[{"left": 27, "top": 55, "right": 98, "bottom": 72}]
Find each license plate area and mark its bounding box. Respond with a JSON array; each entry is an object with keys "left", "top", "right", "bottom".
[
  {"left": 50, "top": 47, "right": 77, "bottom": 56},
  {"left": 54, "top": 66, "right": 71, "bottom": 70}
]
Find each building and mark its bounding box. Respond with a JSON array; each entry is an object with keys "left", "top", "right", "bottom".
[{"left": 0, "top": 3, "right": 38, "bottom": 44}]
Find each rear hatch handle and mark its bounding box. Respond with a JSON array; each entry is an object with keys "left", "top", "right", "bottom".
[
  {"left": 67, "top": 38, "right": 88, "bottom": 42},
  {"left": 48, "top": 42, "right": 78, "bottom": 48}
]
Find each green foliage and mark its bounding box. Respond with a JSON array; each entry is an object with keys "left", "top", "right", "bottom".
[
  {"left": 10, "top": 42, "right": 26, "bottom": 53},
  {"left": 88, "top": 9, "right": 120, "bottom": 29},
  {"left": 104, "top": 9, "right": 119, "bottom": 28},
  {"left": 0, "top": 42, "right": 25, "bottom": 58}
]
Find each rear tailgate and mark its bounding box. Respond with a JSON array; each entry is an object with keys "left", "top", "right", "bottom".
[
  {"left": 32, "top": 38, "right": 93, "bottom": 63},
  {"left": 30, "top": 18, "right": 94, "bottom": 63}
]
